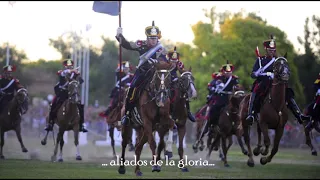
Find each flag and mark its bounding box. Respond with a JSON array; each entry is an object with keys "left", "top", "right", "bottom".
[{"left": 92, "top": 1, "right": 121, "bottom": 16}]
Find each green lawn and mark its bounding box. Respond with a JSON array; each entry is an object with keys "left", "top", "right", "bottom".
[{"left": 1, "top": 135, "right": 319, "bottom": 179}]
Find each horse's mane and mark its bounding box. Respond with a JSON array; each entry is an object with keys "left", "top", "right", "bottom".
[{"left": 155, "top": 61, "right": 174, "bottom": 70}]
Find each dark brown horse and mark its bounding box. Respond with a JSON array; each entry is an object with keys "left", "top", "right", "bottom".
[
  {"left": 207, "top": 90, "right": 248, "bottom": 167},
  {"left": 302, "top": 95, "right": 320, "bottom": 156},
  {"left": 41, "top": 73, "right": 82, "bottom": 162},
  {"left": 118, "top": 61, "right": 175, "bottom": 176},
  {"left": 104, "top": 87, "right": 135, "bottom": 159},
  {"left": 0, "top": 88, "right": 29, "bottom": 159},
  {"left": 239, "top": 56, "right": 290, "bottom": 167},
  {"left": 157, "top": 67, "right": 197, "bottom": 172}
]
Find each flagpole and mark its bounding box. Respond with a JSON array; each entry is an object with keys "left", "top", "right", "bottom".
[{"left": 118, "top": 1, "right": 122, "bottom": 123}]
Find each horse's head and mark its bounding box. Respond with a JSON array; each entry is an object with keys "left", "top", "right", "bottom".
[
  {"left": 152, "top": 61, "right": 175, "bottom": 107},
  {"left": 16, "top": 88, "right": 28, "bottom": 105},
  {"left": 273, "top": 54, "right": 290, "bottom": 83},
  {"left": 179, "top": 66, "right": 197, "bottom": 100},
  {"left": 67, "top": 80, "right": 80, "bottom": 104}
]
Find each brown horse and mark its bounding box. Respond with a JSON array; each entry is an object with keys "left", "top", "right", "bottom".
[
  {"left": 156, "top": 68, "right": 197, "bottom": 172},
  {"left": 302, "top": 96, "right": 320, "bottom": 156},
  {"left": 104, "top": 87, "right": 135, "bottom": 159},
  {"left": 117, "top": 61, "right": 175, "bottom": 176},
  {"left": 239, "top": 56, "right": 290, "bottom": 167},
  {"left": 207, "top": 90, "right": 248, "bottom": 167},
  {"left": 0, "top": 88, "right": 29, "bottom": 159},
  {"left": 41, "top": 74, "right": 82, "bottom": 162}
]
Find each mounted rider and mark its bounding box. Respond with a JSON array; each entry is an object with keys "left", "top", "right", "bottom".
[
  {"left": 0, "top": 65, "right": 27, "bottom": 114},
  {"left": 167, "top": 46, "right": 196, "bottom": 122},
  {"left": 44, "top": 58, "right": 88, "bottom": 132},
  {"left": 305, "top": 73, "right": 320, "bottom": 124},
  {"left": 208, "top": 61, "right": 239, "bottom": 132},
  {"left": 99, "top": 61, "right": 134, "bottom": 118},
  {"left": 246, "top": 35, "right": 312, "bottom": 128},
  {"left": 206, "top": 70, "right": 222, "bottom": 105},
  {"left": 115, "top": 20, "right": 169, "bottom": 126}
]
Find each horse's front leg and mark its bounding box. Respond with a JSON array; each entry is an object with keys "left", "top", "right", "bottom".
[
  {"left": 156, "top": 129, "right": 166, "bottom": 173},
  {"left": 118, "top": 124, "right": 132, "bottom": 175},
  {"left": 177, "top": 124, "right": 189, "bottom": 172},
  {"left": 134, "top": 129, "right": 148, "bottom": 176},
  {"left": 221, "top": 135, "right": 229, "bottom": 167},
  {"left": 109, "top": 125, "right": 116, "bottom": 159},
  {"left": 0, "top": 128, "right": 5, "bottom": 159},
  {"left": 14, "top": 125, "right": 28, "bottom": 153},
  {"left": 259, "top": 121, "right": 270, "bottom": 156},
  {"left": 260, "top": 127, "right": 284, "bottom": 165},
  {"left": 73, "top": 128, "right": 82, "bottom": 161},
  {"left": 165, "top": 128, "right": 174, "bottom": 159},
  {"left": 51, "top": 129, "right": 63, "bottom": 162},
  {"left": 57, "top": 135, "right": 64, "bottom": 162},
  {"left": 253, "top": 123, "right": 262, "bottom": 156},
  {"left": 304, "top": 127, "right": 317, "bottom": 156},
  {"left": 236, "top": 132, "right": 248, "bottom": 156},
  {"left": 243, "top": 125, "right": 255, "bottom": 167},
  {"left": 128, "top": 127, "right": 135, "bottom": 152}
]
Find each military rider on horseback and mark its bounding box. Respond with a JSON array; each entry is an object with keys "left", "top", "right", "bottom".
[
  {"left": 305, "top": 73, "right": 320, "bottom": 126},
  {"left": 208, "top": 61, "right": 239, "bottom": 133},
  {"left": 44, "top": 59, "right": 88, "bottom": 132},
  {"left": 246, "top": 35, "right": 312, "bottom": 128},
  {"left": 0, "top": 65, "right": 27, "bottom": 114},
  {"left": 115, "top": 21, "right": 169, "bottom": 126},
  {"left": 167, "top": 47, "right": 196, "bottom": 122},
  {"left": 99, "top": 61, "right": 134, "bottom": 118}
]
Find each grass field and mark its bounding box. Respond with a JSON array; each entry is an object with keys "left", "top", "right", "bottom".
[{"left": 0, "top": 135, "right": 320, "bottom": 179}]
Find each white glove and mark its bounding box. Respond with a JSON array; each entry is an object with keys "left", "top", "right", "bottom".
[
  {"left": 61, "top": 69, "right": 71, "bottom": 76},
  {"left": 116, "top": 27, "right": 122, "bottom": 37},
  {"left": 210, "top": 87, "right": 215, "bottom": 91},
  {"left": 148, "top": 58, "right": 158, "bottom": 64},
  {"left": 316, "top": 89, "right": 320, "bottom": 96},
  {"left": 266, "top": 72, "right": 274, "bottom": 79}
]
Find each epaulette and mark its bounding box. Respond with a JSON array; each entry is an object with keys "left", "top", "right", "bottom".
[
  {"left": 135, "top": 40, "right": 147, "bottom": 47},
  {"left": 232, "top": 75, "right": 239, "bottom": 79},
  {"left": 14, "top": 78, "right": 20, "bottom": 83},
  {"left": 315, "top": 78, "right": 320, "bottom": 84}
]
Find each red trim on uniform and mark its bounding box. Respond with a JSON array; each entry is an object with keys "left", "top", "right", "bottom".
[{"left": 170, "top": 88, "right": 178, "bottom": 103}]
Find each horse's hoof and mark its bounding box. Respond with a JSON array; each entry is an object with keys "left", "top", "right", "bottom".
[
  {"left": 51, "top": 156, "right": 56, "bottom": 162},
  {"left": 199, "top": 145, "right": 204, "bottom": 151},
  {"left": 129, "top": 144, "right": 135, "bottom": 152},
  {"left": 253, "top": 147, "right": 260, "bottom": 156},
  {"left": 224, "top": 164, "right": 230, "bottom": 167},
  {"left": 22, "top": 148, "right": 28, "bottom": 153},
  {"left": 260, "top": 157, "right": 268, "bottom": 165},
  {"left": 165, "top": 151, "right": 173, "bottom": 159},
  {"left": 58, "top": 158, "right": 63, "bottom": 162},
  {"left": 41, "top": 140, "right": 47, "bottom": 146},
  {"left": 152, "top": 165, "right": 161, "bottom": 172},
  {"left": 76, "top": 155, "right": 82, "bottom": 161},
  {"left": 312, "top": 151, "right": 317, "bottom": 156},
  {"left": 181, "top": 167, "right": 189, "bottom": 172},
  {"left": 113, "top": 155, "right": 117, "bottom": 160},
  {"left": 118, "top": 166, "right": 126, "bottom": 174},
  {"left": 242, "top": 149, "right": 248, "bottom": 156},
  {"left": 247, "top": 159, "right": 255, "bottom": 167},
  {"left": 136, "top": 171, "right": 143, "bottom": 176},
  {"left": 261, "top": 149, "right": 269, "bottom": 156},
  {"left": 0, "top": 155, "right": 5, "bottom": 159}
]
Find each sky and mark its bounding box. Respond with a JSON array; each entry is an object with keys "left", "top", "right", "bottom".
[{"left": 0, "top": 1, "right": 319, "bottom": 61}]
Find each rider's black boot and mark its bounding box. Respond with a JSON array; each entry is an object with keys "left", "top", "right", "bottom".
[{"left": 246, "top": 92, "right": 257, "bottom": 125}]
